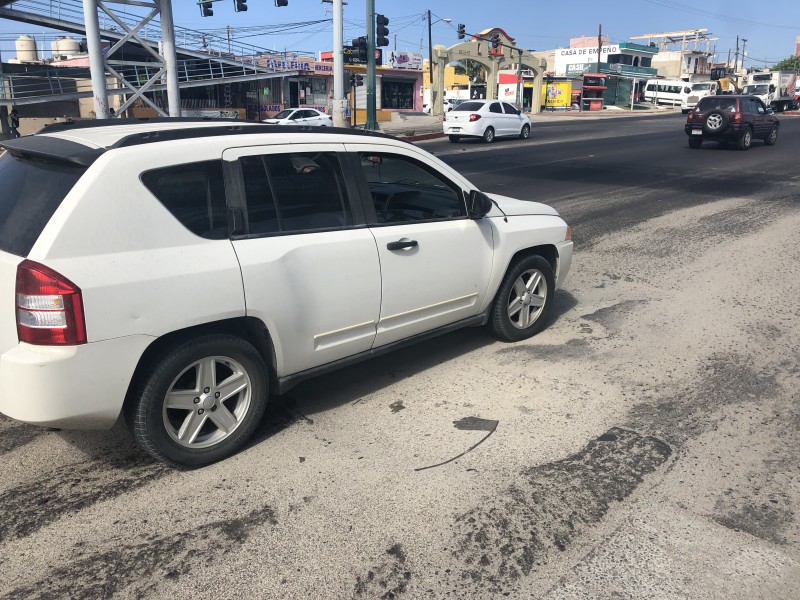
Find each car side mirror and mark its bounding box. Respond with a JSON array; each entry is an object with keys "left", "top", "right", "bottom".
[
  {"left": 467, "top": 190, "right": 493, "bottom": 219},
  {"left": 766, "top": 108, "right": 774, "bottom": 115}
]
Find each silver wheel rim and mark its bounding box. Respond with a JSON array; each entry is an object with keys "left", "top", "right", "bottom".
[
  {"left": 522, "top": 126, "right": 530, "bottom": 138},
  {"left": 162, "top": 356, "right": 252, "bottom": 449},
  {"left": 706, "top": 114, "right": 723, "bottom": 130},
  {"left": 485, "top": 128, "right": 494, "bottom": 142},
  {"left": 507, "top": 268, "right": 547, "bottom": 329},
  {"left": 769, "top": 128, "right": 777, "bottom": 143},
  {"left": 743, "top": 130, "right": 751, "bottom": 146}
]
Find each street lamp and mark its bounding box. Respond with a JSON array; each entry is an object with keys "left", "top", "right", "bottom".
[{"left": 427, "top": 10, "right": 451, "bottom": 84}]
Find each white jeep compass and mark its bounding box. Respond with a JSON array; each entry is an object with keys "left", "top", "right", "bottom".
[{"left": 0, "top": 119, "right": 573, "bottom": 466}]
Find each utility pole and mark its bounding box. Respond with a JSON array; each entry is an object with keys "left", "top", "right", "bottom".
[
  {"left": 740, "top": 38, "right": 748, "bottom": 72},
  {"left": 365, "top": 0, "right": 378, "bottom": 130},
  {"left": 428, "top": 10, "right": 434, "bottom": 84},
  {"left": 331, "top": 0, "right": 347, "bottom": 127},
  {"left": 596, "top": 23, "right": 602, "bottom": 74},
  {"left": 733, "top": 35, "right": 739, "bottom": 74}
]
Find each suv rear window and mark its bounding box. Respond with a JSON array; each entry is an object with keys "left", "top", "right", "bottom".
[
  {"left": 0, "top": 151, "right": 86, "bottom": 256},
  {"left": 697, "top": 97, "right": 737, "bottom": 112},
  {"left": 141, "top": 160, "right": 228, "bottom": 240}
]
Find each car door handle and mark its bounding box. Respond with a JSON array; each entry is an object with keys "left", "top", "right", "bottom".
[{"left": 387, "top": 240, "right": 418, "bottom": 250}]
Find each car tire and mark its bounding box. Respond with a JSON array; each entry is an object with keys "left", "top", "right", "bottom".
[
  {"left": 764, "top": 124, "right": 778, "bottom": 146},
  {"left": 482, "top": 126, "right": 495, "bottom": 143},
  {"left": 688, "top": 137, "right": 702, "bottom": 149},
  {"left": 488, "top": 255, "right": 554, "bottom": 342},
  {"left": 448, "top": 135, "right": 461, "bottom": 143},
  {"left": 519, "top": 124, "right": 531, "bottom": 139},
  {"left": 127, "top": 334, "right": 268, "bottom": 467},
  {"left": 737, "top": 126, "right": 752, "bottom": 151},
  {"left": 703, "top": 110, "right": 728, "bottom": 134}
]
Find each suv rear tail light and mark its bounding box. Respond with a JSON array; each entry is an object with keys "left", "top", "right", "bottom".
[
  {"left": 732, "top": 112, "right": 743, "bottom": 123},
  {"left": 469, "top": 114, "right": 481, "bottom": 122},
  {"left": 16, "top": 260, "right": 87, "bottom": 346}
]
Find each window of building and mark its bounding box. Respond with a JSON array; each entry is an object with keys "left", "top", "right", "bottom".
[
  {"left": 141, "top": 160, "right": 228, "bottom": 240},
  {"left": 381, "top": 80, "right": 415, "bottom": 109},
  {"left": 358, "top": 153, "right": 465, "bottom": 224},
  {"left": 240, "top": 152, "right": 353, "bottom": 234}
]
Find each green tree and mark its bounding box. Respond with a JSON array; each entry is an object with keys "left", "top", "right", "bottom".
[
  {"left": 772, "top": 55, "right": 800, "bottom": 71},
  {"left": 453, "top": 59, "right": 486, "bottom": 83}
]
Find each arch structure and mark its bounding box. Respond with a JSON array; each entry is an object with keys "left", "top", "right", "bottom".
[{"left": 431, "top": 32, "right": 546, "bottom": 116}]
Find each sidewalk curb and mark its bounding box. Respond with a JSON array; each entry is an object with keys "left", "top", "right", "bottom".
[{"left": 397, "top": 131, "right": 445, "bottom": 142}]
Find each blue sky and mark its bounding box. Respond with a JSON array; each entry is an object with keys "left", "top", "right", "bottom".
[{"left": 1, "top": 0, "right": 798, "bottom": 67}]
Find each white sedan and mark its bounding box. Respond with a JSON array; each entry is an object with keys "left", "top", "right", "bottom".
[
  {"left": 263, "top": 108, "right": 332, "bottom": 127},
  {"left": 443, "top": 99, "right": 532, "bottom": 143}
]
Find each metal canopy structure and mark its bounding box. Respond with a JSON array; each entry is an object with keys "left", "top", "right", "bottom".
[
  {"left": 630, "top": 29, "right": 718, "bottom": 54},
  {"left": 0, "top": 0, "right": 299, "bottom": 113}
]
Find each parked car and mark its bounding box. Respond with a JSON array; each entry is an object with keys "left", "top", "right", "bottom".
[
  {"left": 422, "top": 98, "right": 462, "bottom": 114},
  {"left": 443, "top": 99, "right": 532, "bottom": 143},
  {"left": 262, "top": 108, "right": 332, "bottom": 127},
  {"left": 685, "top": 95, "right": 779, "bottom": 150},
  {"left": 0, "top": 119, "right": 573, "bottom": 466}
]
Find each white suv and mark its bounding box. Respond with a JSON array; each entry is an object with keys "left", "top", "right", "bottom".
[{"left": 0, "top": 119, "right": 573, "bottom": 466}]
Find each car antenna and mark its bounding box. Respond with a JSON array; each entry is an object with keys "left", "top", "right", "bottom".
[{"left": 490, "top": 198, "right": 508, "bottom": 222}]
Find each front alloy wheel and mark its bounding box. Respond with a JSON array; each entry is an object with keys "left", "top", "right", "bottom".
[{"left": 489, "top": 255, "right": 555, "bottom": 342}]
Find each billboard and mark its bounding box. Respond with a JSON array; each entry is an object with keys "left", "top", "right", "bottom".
[
  {"left": 554, "top": 45, "right": 620, "bottom": 76},
  {"left": 387, "top": 51, "right": 422, "bottom": 70},
  {"left": 541, "top": 81, "right": 572, "bottom": 108}
]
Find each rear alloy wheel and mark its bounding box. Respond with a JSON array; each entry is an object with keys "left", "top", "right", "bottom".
[
  {"left": 489, "top": 255, "right": 555, "bottom": 342},
  {"left": 737, "top": 127, "right": 752, "bottom": 150},
  {"left": 519, "top": 124, "right": 531, "bottom": 139},
  {"left": 482, "top": 126, "right": 495, "bottom": 143},
  {"left": 448, "top": 135, "right": 461, "bottom": 143},
  {"left": 127, "top": 334, "right": 268, "bottom": 467},
  {"left": 688, "top": 137, "right": 702, "bottom": 149},
  {"left": 764, "top": 124, "right": 778, "bottom": 146},
  {"left": 703, "top": 110, "right": 728, "bottom": 134}
]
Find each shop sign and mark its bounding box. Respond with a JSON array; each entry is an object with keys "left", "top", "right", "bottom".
[
  {"left": 387, "top": 51, "right": 422, "bottom": 70},
  {"left": 555, "top": 45, "right": 620, "bottom": 76}
]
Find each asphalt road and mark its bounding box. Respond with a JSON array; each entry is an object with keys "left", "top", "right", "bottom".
[{"left": 2, "top": 113, "right": 800, "bottom": 599}]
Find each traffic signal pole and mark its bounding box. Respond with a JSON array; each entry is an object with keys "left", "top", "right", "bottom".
[
  {"left": 331, "top": 0, "right": 348, "bottom": 127},
  {"left": 365, "top": 0, "right": 379, "bottom": 130}
]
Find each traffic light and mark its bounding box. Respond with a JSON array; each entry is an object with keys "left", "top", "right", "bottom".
[
  {"left": 491, "top": 32, "right": 501, "bottom": 51},
  {"left": 199, "top": 0, "right": 213, "bottom": 17},
  {"left": 376, "top": 14, "right": 390, "bottom": 48},
  {"left": 274, "top": 0, "right": 288, "bottom": 6},
  {"left": 234, "top": 0, "right": 247, "bottom": 12},
  {"left": 352, "top": 36, "right": 368, "bottom": 62},
  {"left": 457, "top": 24, "right": 466, "bottom": 40},
  {"left": 349, "top": 73, "right": 364, "bottom": 87}
]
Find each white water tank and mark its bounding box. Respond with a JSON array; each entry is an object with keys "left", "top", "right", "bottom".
[
  {"left": 15, "top": 35, "right": 38, "bottom": 62},
  {"left": 51, "top": 36, "right": 80, "bottom": 58}
]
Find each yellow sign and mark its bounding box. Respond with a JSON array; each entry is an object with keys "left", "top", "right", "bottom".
[{"left": 541, "top": 81, "right": 572, "bottom": 108}]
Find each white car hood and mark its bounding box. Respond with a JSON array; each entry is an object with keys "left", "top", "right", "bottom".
[{"left": 485, "top": 193, "right": 559, "bottom": 217}]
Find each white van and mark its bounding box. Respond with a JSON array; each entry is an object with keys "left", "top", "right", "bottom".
[{"left": 643, "top": 79, "right": 691, "bottom": 108}]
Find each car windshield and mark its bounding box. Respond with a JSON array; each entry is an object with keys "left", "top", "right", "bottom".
[
  {"left": 273, "top": 110, "right": 294, "bottom": 119},
  {"left": 742, "top": 85, "right": 769, "bottom": 95},
  {"left": 697, "top": 97, "right": 737, "bottom": 112},
  {"left": 453, "top": 101, "right": 485, "bottom": 112},
  {"left": 692, "top": 83, "right": 712, "bottom": 91}
]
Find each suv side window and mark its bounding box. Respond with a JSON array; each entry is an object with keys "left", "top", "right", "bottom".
[
  {"left": 489, "top": 102, "right": 503, "bottom": 114},
  {"left": 141, "top": 160, "right": 228, "bottom": 240},
  {"left": 753, "top": 99, "right": 766, "bottom": 114},
  {"left": 358, "top": 153, "right": 465, "bottom": 224},
  {"left": 241, "top": 152, "right": 352, "bottom": 234}
]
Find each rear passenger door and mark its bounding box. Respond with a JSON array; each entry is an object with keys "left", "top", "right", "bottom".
[
  {"left": 222, "top": 144, "right": 381, "bottom": 377},
  {"left": 488, "top": 101, "right": 506, "bottom": 135},
  {"left": 502, "top": 102, "right": 522, "bottom": 136},
  {"left": 749, "top": 98, "right": 770, "bottom": 137}
]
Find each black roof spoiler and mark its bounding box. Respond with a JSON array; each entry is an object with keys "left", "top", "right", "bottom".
[{"left": 0, "top": 135, "right": 104, "bottom": 167}]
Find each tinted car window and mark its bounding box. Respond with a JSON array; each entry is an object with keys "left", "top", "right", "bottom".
[
  {"left": 697, "top": 97, "right": 737, "bottom": 112},
  {"left": 359, "top": 153, "right": 465, "bottom": 224},
  {"left": 452, "top": 101, "right": 485, "bottom": 112},
  {"left": 0, "top": 152, "right": 86, "bottom": 256},
  {"left": 241, "top": 152, "right": 352, "bottom": 234},
  {"left": 489, "top": 103, "right": 503, "bottom": 113},
  {"left": 501, "top": 102, "right": 518, "bottom": 114},
  {"left": 141, "top": 160, "right": 228, "bottom": 240}
]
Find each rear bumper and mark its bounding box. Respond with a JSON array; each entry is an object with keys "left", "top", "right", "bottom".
[
  {"left": 684, "top": 123, "right": 747, "bottom": 140},
  {"left": 443, "top": 122, "right": 483, "bottom": 137},
  {"left": 0, "top": 335, "right": 154, "bottom": 429}
]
